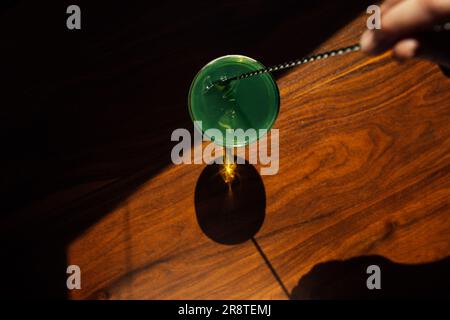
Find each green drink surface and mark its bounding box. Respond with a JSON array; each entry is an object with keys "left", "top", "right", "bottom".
[{"left": 189, "top": 55, "right": 279, "bottom": 147}]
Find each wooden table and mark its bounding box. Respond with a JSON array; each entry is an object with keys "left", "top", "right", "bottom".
[{"left": 0, "top": 1, "right": 449, "bottom": 299}]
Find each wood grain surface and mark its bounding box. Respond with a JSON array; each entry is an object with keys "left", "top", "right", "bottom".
[{"left": 0, "top": 1, "right": 449, "bottom": 299}]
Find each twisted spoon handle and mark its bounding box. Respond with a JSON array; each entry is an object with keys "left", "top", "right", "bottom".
[{"left": 221, "top": 44, "right": 361, "bottom": 83}]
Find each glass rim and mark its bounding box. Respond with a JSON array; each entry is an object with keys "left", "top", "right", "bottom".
[{"left": 188, "top": 54, "right": 280, "bottom": 148}]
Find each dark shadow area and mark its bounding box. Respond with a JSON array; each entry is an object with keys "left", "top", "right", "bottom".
[
  {"left": 421, "top": 29, "right": 450, "bottom": 76},
  {"left": 441, "top": 66, "right": 450, "bottom": 77},
  {"left": 195, "top": 158, "right": 265, "bottom": 245},
  {"left": 291, "top": 255, "right": 450, "bottom": 299},
  {"left": 0, "top": 0, "right": 372, "bottom": 298},
  {"left": 195, "top": 160, "right": 293, "bottom": 298},
  {"left": 0, "top": 0, "right": 17, "bottom": 11}
]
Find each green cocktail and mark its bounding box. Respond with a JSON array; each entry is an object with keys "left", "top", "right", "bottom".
[{"left": 188, "top": 55, "right": 280, "bottom": 147}]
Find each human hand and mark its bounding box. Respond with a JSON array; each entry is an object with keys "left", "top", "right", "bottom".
[{"left": 360, "top": 0, "right": 450, "bottom": 68}]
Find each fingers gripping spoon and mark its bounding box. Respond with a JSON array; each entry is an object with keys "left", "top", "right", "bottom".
[{"left": 211, "top": 21, "right": 450, "bottom": 88}]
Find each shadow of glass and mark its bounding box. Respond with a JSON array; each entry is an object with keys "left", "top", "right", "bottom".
[
  {"left": 291, "top": 255, "right": 450, "bottom": 299},
  {"left": 195, "top": 158, "right": 265, "bottom": 245}
]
